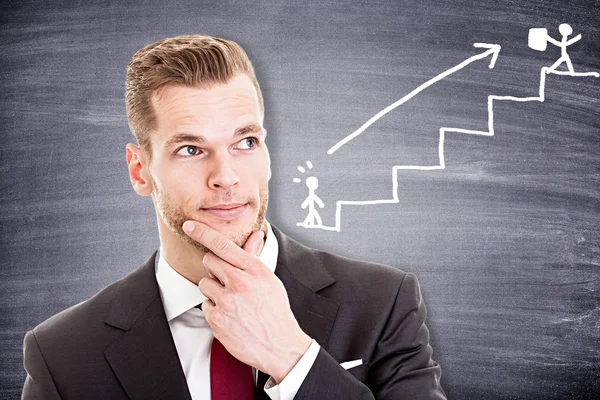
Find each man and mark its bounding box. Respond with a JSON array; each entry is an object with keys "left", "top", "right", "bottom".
[{"left": 22, "top": 35, "right": 446, "bottom": 399}]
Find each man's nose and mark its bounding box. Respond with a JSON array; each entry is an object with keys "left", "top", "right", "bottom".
[{"left": 207, "top": 153, "right": 240, "bottom": 190}]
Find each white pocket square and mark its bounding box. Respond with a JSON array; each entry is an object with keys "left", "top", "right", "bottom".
[{"left": 340, "top": 359, "right": 363, "bottom": 370}]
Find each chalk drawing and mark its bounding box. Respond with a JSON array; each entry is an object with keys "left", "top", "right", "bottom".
[
  {"left": 529, "top": 24, "right": 584, "bottom": 74},
  {"left": 299, "top": 177, "right": 325, "bottom": 226},
  {"left": 294, "top": 161, "right": 325, "bottom": 226},
  {"left": 326, "top": 43, "right": 501, "bottom": 156},
  {"left": 296, "top": 29, "right": 598, "bottom": 232}
]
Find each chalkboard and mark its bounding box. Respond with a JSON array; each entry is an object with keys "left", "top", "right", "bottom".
[{"left": 1, "top": 1, "right": 599, "bottom": 398}]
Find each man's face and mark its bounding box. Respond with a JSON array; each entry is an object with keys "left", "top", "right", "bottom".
[{"left": 144, "top": 74, "right": 270, "bottom": 252}]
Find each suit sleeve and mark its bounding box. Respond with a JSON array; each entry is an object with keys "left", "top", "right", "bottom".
[
  {"left": 367, "top": 272, "right": 446, "bottom": 399},
  {"left": 294, "top": 272, "right": 446, "bottom": 400},
  {"left": 22, "top": 330, "right": 62, "bottom": 399}
]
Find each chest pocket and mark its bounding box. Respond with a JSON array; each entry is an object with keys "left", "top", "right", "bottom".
[{"left": 346, "top": 362, "right": 369, "bottom": 382}]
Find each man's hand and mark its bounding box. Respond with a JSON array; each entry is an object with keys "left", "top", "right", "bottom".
[{"left": 182, "top": 221, "right": 312, "bottom": 384}]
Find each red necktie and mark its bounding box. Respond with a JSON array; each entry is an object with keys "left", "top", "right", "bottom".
[{"left": 210, "top": 336, "right": 254, "bottom": 400}]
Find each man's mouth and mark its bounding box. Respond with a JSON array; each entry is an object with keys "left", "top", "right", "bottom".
[{"left": 201, "top": 203, "right": 248, "bottom": 220}]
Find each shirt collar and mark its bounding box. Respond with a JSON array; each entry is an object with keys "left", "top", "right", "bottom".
[{"left": 155, "top": 221, "right": 279, "bottom": 322}]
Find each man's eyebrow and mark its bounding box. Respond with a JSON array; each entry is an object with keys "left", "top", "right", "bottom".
[
  {"left": 165, "top": 133, "right": 206, "bottom": 149},
  {"left": 165, "top": 123, "right": 263, "bottom": 149},
  {"left": 234, "top": 123, "right": 263, "bottom": 137}
]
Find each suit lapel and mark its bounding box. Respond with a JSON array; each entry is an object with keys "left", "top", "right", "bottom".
[
  {"left": 101, "top": 227, "right": 339, "bottom": 400},
  {"left": 103, "top": 251, "right": 192, "bottom": 400},
  {"left": 256, "top": 226, "right": 339, "bottom": 399}
]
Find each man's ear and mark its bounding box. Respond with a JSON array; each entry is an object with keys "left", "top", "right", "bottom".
[
  {"left": 264, "top": 129, "right": 272, "bottom": 181},
  {"left": 126, "top": 143, "right": 153, "bottom": 196}
]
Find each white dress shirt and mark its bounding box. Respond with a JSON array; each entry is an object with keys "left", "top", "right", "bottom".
[{"left": 155, "top": 221, "right": 321, "bottom": 399}]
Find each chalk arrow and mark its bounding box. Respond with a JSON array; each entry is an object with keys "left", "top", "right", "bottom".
[
  {"left": 327, "top": 42, "right": 502, "bottom": 155},
  {"left": 473, "top": 43, "right": 501, "bottom": 68},
  {"left": 302, "top": 42, "right": 600, "bottom": 232}
]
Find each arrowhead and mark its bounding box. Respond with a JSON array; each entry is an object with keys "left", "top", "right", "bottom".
[{"left": 473, "top": 43, "right": 501, "bottom": 69}]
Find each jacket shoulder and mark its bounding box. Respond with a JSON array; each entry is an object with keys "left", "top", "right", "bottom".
[
  {"left": 315, "top": 247, "right": 408, "bottom": 281},
  {"left": 32, "top": 252, "right": 157, "bottom": 340},
  {"left": 273, "top": 225, "right": 413, "bottom": 298},
  {"left": 309, "top": 244, "right": 415, "bottom": 303},
  {"left": 32, "top": 276, "right": 125, "bottom": 341}
]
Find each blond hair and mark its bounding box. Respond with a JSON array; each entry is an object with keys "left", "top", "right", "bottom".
[{"left": 125, "top": 34, "right": 264, "bottom": 158}]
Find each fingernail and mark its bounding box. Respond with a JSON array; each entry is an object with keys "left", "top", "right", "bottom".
[{"left": 183, "top": 221, "right": 195, "bottom": 233}]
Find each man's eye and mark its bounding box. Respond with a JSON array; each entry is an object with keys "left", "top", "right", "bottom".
[
  {"left": 176, "top": 146, "right": 202, "bottom": 156},
  {"left": 237, "top": 137, "right": 258, "bottom": 150}
]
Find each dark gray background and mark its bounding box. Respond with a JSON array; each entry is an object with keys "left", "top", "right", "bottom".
[{"left": 1, "top": 0, "right": 599, "bottom": 398}]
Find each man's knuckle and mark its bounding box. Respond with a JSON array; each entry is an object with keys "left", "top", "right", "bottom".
[
  {"left": 202, "top": 301, "right": 213, "bottom": 318},
  {"left": 197, "top": 227, "right": 209, "bottom": 242},
  {"left": 233, "top": 277, "right": 249, "bottom": 293},
  {"left": 212, "top": 238, "right": 229, "bottom": 253},
  {"left": 198, "top": 278, "right": 208, "bottom": 291},
  {"left": 240, "top": 257, "right": 256, "bottom": 271},
  {"left": 211, "top": 309, "right": 225, "bottom": 327}
]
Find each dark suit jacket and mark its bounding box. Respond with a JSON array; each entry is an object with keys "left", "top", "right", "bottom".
[{"left": 22, "top": 225, "right": 446, "bottom": 399}]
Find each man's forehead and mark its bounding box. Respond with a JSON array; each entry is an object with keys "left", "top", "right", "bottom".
[
  {"left": 151, "top": 75, "right": 259, "bottom": 113},
  {"left": 150, "top": 77, "right": 263, "bottom": 142}
]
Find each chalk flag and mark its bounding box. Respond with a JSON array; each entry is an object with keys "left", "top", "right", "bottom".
[{"left": 528, "top": 28, "right": 548, "bottom": 51}]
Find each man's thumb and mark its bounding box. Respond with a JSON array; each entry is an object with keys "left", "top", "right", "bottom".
[{"left": 243, "top": 230, "right": 265, "bottom": 256}]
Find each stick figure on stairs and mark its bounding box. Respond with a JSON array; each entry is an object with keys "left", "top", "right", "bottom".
[
  {"left": 301, "top": 177, "right": 324, "bottom": 227},
  {"left": 546, "top": 23, "right": 581, "bottom": 74}
]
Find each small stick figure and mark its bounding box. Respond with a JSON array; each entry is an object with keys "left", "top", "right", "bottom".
[
  {"left": 547, "top": 24, "right": 582, "bottom": 74},
  {"left": 301, "top": 177, "right": 324, "bottom": 226}
]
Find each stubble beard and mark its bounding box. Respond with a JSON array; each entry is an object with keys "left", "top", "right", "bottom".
[{"left": 150, "top": 175, "right": 268, "bottom": 253}]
